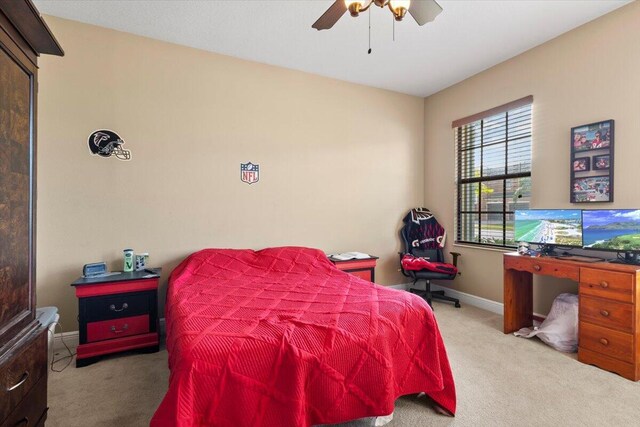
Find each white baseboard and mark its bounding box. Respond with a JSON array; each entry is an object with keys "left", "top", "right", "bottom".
[
  {"left": 52, "top": 317, "right": 167, "bottom": 352},
  {"left": 430, "top": 284, "right": 503, "bottom": 315},
  {"left": 431, "top": 284, "right": 546, "bottom": 320},
  {"left": 53, "top": 330, "right": 78, "bottom": 352},
  {"left": 387, "top": 282, "right": 501, "bottom": 311}
]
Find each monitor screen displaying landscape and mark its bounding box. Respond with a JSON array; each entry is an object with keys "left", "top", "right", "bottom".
[
  {"left": 514, "top": 210, "right": 583, "bottom": 247},
  {"left": 583, "top": 210, "right": 640, "bottom": 252}
]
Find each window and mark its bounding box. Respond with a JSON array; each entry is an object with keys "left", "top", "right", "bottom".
[{"left": 454, "top": 97, "right": 532, "bottom": 248}]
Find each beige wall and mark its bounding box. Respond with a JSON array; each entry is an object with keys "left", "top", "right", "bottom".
[
  {"left": 36, "top": 16, "right": 425, "bottom": 325},
  {"left": 424, "top": 2, "right": 640, "bottom": 314}
]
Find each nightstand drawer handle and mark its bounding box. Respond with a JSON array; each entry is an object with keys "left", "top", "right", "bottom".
[
  {"left": 110, "top": 303, "right": 129, "bottom": 312},
  {"left": 111, "top": 324, "right": 129, "bottom": 334},
  {"left": 600, "top": 281, "right": 609, "bottom": 288},
  {"left": 6, "top": 372, "right": 29, "bottom": 392},
  {"left": 600, "top": 310, "right": 610, "bottom": 317},
  {"left": 599, "top": 338, "right": 609, "bottom": 346},
  {"left": 533, "top": 265, "right": 541, "bottom": 271}
]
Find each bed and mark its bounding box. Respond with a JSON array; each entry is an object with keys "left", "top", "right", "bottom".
[{"left": 151, "top": 247, "right": 456, "bottom": 427}]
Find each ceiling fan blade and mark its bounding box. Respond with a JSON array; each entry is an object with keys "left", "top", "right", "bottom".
[
  {"left": 312, "top": 0, "right": 348, "bottom": 31},
  {"left": 408, "top": 0, "right": 443, "bottom": 26}
]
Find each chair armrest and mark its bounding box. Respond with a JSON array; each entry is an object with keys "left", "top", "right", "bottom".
[{"left": 450, "top": 251, "right": 461, "bottom": 268}]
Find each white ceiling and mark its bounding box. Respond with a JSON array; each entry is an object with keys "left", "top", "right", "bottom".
[{"left": 34, "top": 0, "right": 630, "bottom": 97}]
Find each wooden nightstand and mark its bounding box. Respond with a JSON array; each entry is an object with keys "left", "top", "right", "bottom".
[
  {"left": 328, "top": 256, "right": 379, "bottom": 282},
  {"left": 71, "top": 269, "right": 161, "bottom": 367}
]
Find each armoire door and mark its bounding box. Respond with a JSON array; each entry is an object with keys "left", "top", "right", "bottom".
[{"left": 0, "top": 41, "right": 35, "bottom": 348}]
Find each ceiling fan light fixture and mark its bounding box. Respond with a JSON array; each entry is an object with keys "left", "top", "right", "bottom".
[
  {"left": 344, "top": 0, "right": 365, "bottom": 17},
  {"left": 389, "top": 0, "right": 410, "bottom": 20}
]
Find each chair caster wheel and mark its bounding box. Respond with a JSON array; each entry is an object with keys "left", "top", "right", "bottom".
[{"left": 455, "top": 302, "right": 461, "bottom": 308}]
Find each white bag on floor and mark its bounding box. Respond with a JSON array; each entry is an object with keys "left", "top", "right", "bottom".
[{"left": 514, "top": 293, "right": 579, "bottom": 353}]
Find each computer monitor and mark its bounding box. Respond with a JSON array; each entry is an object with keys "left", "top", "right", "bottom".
[
  {"left": 514, "top": 210, "right": 583, "bottom": 252},
  {"left": 583, "top": 209, "right": 640, "bottom": 264}
]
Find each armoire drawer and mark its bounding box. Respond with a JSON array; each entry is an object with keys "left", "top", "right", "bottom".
[
  {"left": 0, "top": 331, "right": 47, "bottom": 422},
  {"left": 1, "top": 375, "right": 47, "bottom": 427},
  {"left": 579, "top": 321, "right": 634, "bottom": 363},
  {"left": 580, "top": 295, "right": 634, "bottom": 333}
]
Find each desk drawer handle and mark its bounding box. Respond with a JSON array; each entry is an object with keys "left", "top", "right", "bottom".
[
  {"left": 6, "top": 372, "right": 29, "bottom": 392},
  {"left": 600, "top": 310, "right": 610, "bottom": 317},
  {"left": 111, "top": 324, "right": 129, "bottom": 334},
  {"left": 533, "top": 265, "right": 541, "bottom": 271},
  {"left": 600, "top": 281, "right": 609, "bottom": 289},
  {"left": 110, "top": 303, "right": 129, "bottom": 312},
  {"left": 599, "top": 338, "right": 609, "bottom": 346}
]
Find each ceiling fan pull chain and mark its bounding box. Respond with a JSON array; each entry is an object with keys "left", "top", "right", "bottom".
[
  {"left": 368, "top": 6, "right": 372, "bottom": 54},
  {"left": 393, "top": 13, "right": 395, "bottom": 42}
]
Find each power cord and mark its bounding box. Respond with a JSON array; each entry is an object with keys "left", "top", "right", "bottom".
[{"left": 49, "top": 321, "right": 75, "bottom": 372}]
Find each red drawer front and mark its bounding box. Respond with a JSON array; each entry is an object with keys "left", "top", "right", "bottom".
[
  {"left": 348, "top": 269, "right": 373, "bottom": 281},
  {"left": 86, "top": 314, "right": 149, "bottom": 343},
  {"left": 333, "top": 259, "right": 377, "bottom": 270}
]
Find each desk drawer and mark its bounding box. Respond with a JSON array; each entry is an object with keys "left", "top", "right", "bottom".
[
  {"left": 0, "top": 331, "right": 47, "bottom": 421},
  {"left": 580, "top": 295, "right": 634, "bottom": 333},
  {"left": 86, "top": 315, "right": 149, "bottom": 343},
  {"left": 580, "top": 268, "right": 634, "bottom": 303},
  {"left": 505, "top": 257, "right": 579, "bottom": 281},
  {"left": 579, "top": 321, "right": 634, "bottom": 363}
]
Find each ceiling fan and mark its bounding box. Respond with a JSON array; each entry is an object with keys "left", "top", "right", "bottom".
[{"left": 312, "top": 0, "right": 443, "bottom": 31}]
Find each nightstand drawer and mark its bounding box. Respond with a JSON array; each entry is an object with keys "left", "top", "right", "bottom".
[
  {"left": 580, "top": 268, "right": 634, "bottom": 303},
  {"left": 579, "top": 321, "right": 634, "bottom": 363},
  {"left": 86, "top": 315, "right": 150, "bottom": 343},
  {"left": 83, "top": 291, "right": 152, "bottom": 322},
  {"left": 0, "top": 331, "right": 47, "bottom": 422},
  {"left": 346, "top": 269, "right": 373, "bottom": 282},
  {"left": 580, "top": 295, "right": 633, "bottom": 333}
]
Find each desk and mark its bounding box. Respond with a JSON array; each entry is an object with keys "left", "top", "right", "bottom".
[{"left": 503, "top": 253, "right": 640, "bottom": 381}]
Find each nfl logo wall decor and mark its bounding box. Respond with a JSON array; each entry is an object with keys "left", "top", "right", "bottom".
[
  {"left": 240, "top": 162, "right": 259, "bottom": 184},
  {"left": 88, "top": 130, "right": 132, "bottom": 161}
]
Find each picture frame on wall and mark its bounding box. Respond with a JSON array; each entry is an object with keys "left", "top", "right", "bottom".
[
  {"left": 593, "top": 155, "right": 610, "bottom": 170},
  {"left": 572, "top": 176, "right": 611, "bottom": 203},
  {"left": 573, "top": 157, "right": 590, "bottom": 172},
  {"left": 570, "top": 119, "right": 614, "bottom": 203}
]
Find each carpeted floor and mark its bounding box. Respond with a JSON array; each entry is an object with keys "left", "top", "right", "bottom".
[{"left": 47, "top": 303, "right": 640, "bottom": 426}]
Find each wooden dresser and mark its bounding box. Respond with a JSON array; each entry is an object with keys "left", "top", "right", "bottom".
[
  {"left": 0, "top": 1, "right": 63, "bottom": 426},
  {"left": 504, "top": 253, "right": 640, "bottom": 381}
]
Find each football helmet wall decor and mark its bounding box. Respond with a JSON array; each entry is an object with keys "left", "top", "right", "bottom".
[{"left": 88, "top": 130, "right": 131, "bottom": 161}]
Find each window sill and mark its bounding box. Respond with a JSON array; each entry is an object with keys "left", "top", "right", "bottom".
[{"left": 453, "top": 243, "right": 515, "bottom": 253}]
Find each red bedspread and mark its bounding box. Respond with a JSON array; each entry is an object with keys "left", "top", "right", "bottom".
[{"left": 151, "top": 247, "right": 455, "bottom": 427}]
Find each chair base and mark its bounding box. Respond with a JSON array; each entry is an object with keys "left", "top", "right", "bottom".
[{"left": 409, "top": 280, "right": 461, "bottom": 308}]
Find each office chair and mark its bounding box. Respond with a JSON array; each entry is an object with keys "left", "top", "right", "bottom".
[{"left": 399, "top": 208, "right": 461, "bottom": 308}]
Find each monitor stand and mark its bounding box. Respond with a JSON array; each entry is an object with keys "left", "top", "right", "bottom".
[
  {"left": 609, "top": 252, "right": 640, "bottom": 266},
  {"left": 537, "top": 244, "right": 558, "bottom": 257}
]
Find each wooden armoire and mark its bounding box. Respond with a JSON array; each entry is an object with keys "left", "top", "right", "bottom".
[{"left": 0, "top": 1, "right": 63, "bottom": 426}]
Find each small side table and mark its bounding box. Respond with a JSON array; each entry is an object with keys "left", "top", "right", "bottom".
[
  {"left": 328, "top": 255, "right": 379, "bottom": 282},
  {"left": 71, "top": 269, "right": 161, "bottom": 367}
]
